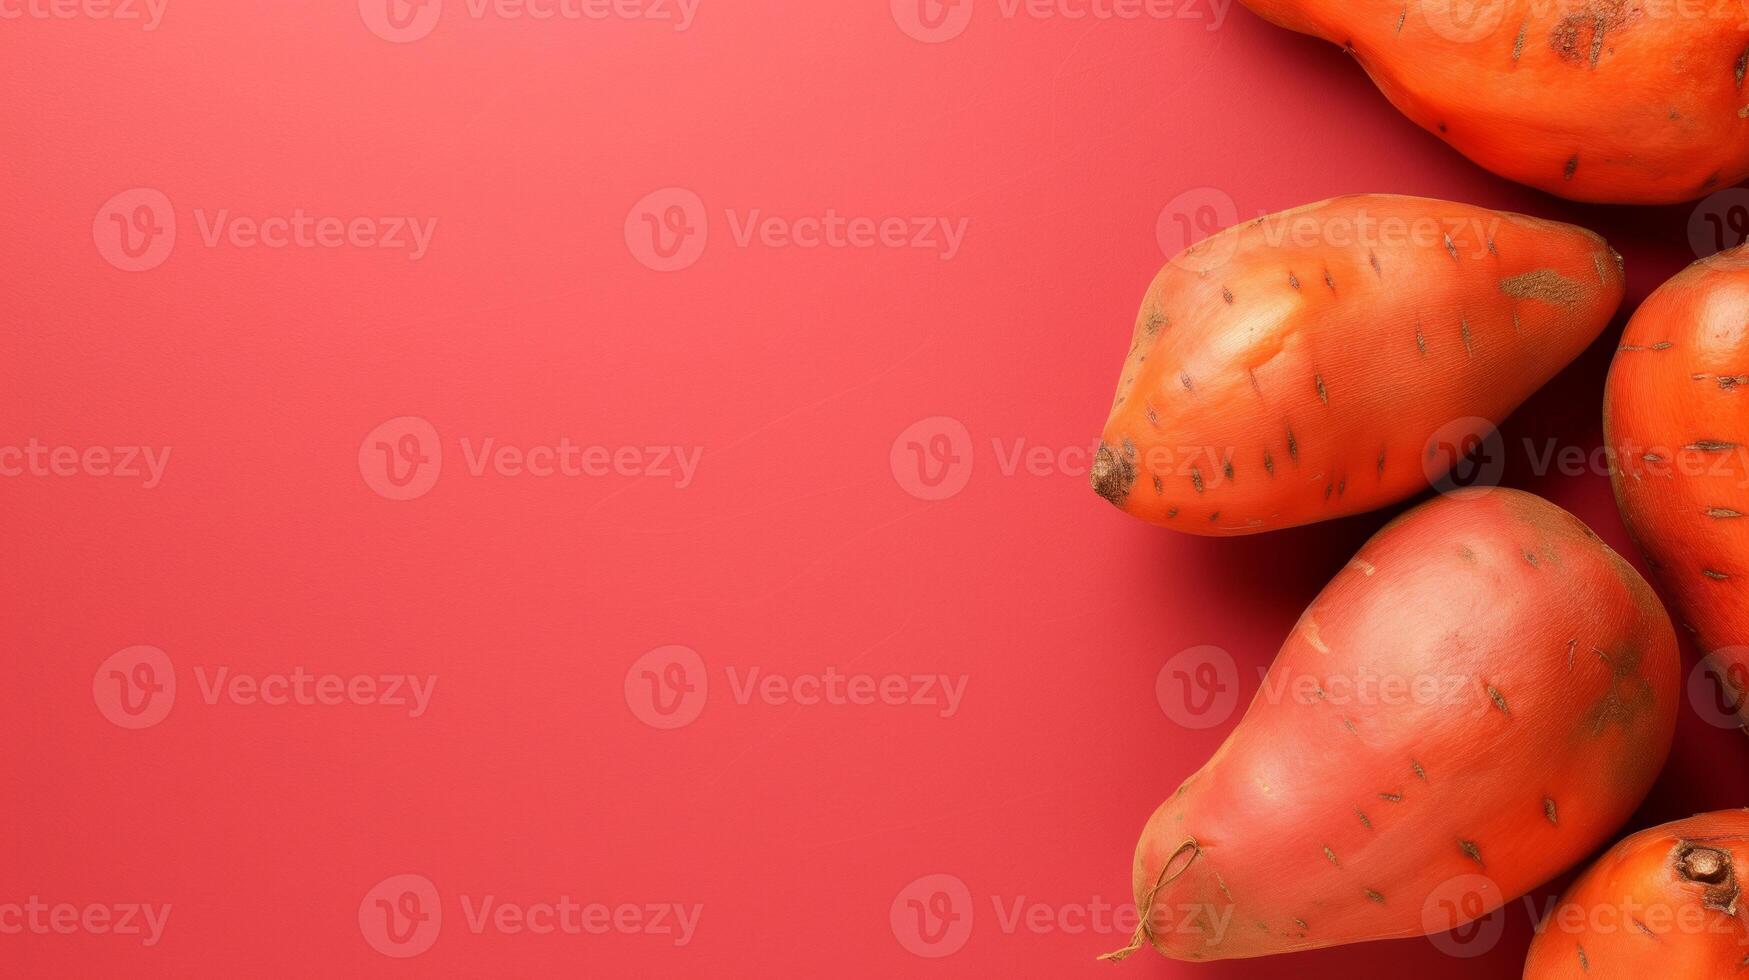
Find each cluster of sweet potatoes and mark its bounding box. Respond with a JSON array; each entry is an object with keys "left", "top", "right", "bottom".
[{"left": 1092, "top": 3, "right": 1749, "bottom": 976}]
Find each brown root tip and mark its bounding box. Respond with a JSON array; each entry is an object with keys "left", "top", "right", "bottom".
[
  {"left": 1091, "top": 444, "right": 1136, "bottom": 507},
  {"left": 1099, "top": 838, "right": 1200, "bottom": 964},
  {"left": 1677, "top": 843, "right": 1739, "bottom": 913}
]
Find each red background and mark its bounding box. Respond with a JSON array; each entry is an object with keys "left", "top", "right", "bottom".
[{"left": 5, "top": 1, "right": 1746, "bottom": 976}]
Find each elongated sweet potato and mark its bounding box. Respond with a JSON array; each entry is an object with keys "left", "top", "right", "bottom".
[
  {"left": 1106, "top": 489, "right": 1678, "bottom": 962},
  {"left": 1240, "top": 1, "right": 1749, "bottom": 203},
  {"left": 1091, "top": 195, "right": 1623, "bottom": 535},
  {"left": 1522, "top": 810, "right": 1749, "bottom": 978},
  {"left": 1605, "top": 245, "right": 1749, "bottom": 732}
]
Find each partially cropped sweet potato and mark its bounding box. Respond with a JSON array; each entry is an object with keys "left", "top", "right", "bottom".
[
  {"left": 1092, "top": 195, "right": 1622, "bottom": 535},
  {"left": 1605, "top": 245, "right": 1749, "bottom": 732},
  {"left": 1523, "top": 810, "right": 1749, "bottom": 978},
  {"left": 1107, "top": 489, "right": 1678, "bottom": 962},
  {"left": 1240, "top": 1, "right": 1749, "bottom": 203}
]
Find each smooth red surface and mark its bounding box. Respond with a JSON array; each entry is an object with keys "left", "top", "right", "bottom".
[{"left": 4, "top": 3, "right": 1745, "bottom": 977}]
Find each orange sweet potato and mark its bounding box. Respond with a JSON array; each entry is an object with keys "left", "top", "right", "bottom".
[
  {"left": 1240, "top": 1, "right": 1749, "bottom": 203},
  {"left": 1106, "top": 489, "right": 1678, "bottom": 962},
  {"left": 1091, "top": 195, "right": 1623, "bottom": 535},
  {"left": 1522, "top": 810, "right": 1749, "bottom": 978},
  {"left": 1605, "top": 245, "right": 1749, "bottom": 732}
]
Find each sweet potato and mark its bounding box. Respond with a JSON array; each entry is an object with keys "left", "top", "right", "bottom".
[
  {"left": 1091, "top": 195, "right": 1623, "bottom": 535},
  {"left": 1522, "top": 810, "right": 1749, "bottom": 978},
  {"left": 1105, "top": 489, "right": 1678, "bottom": 962},
  {"left": 1605, "top": 245, "right": 1749, "bottom": 732},
  {"left": 1239, "top": 1, "right": 1749, "bottom": 203}
]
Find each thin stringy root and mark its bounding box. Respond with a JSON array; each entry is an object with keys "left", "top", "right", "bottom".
[{"left": 1097, "top": 837, "right": 1201, "bottom": 963}]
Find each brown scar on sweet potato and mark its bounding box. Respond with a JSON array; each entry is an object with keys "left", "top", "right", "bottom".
[{"left": 1501, "top": 269, "right": 1584, "bottom": 305}]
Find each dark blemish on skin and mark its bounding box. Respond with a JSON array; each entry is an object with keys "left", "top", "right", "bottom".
[
  {"left": 1709, "top": 508, "right": 1744, "bottom": 519},
  {"left": 1593, "top": 254, "right": 1608, "bottom": 283},
  {"left": 1568, "top": 639, "right": 1578, "bottom": 668},
  {"left": 1146, "top": 406, "right": 1159, "bottom": 426},
  {"left": 1316, "top": 375, "right": 1328, "bottom": 404},
  {"left": 1145, "top": 310, "right": 1167, "bottom": 335},
  {"left": 1444, "top": 235, "right": 1458, "bottom": 260},
  {"left": 1512, "top": 312, "right": 1522, "bottom": 334},
  {"left": 1222, "top": 287, "right": 1234, "bottom": 304},
  {"left": 1397, "top": 8, "right": 1406, "bottom": 33},
  {"left": 1091, "top": 444, "right": 1137, "bottom": 506},
  {"left": 1631, "top": 918, "right": 1653, "bottom": 937},
  {"left": 1460, "top": 841, "right": 1483, "bottom": 866},
  {"left": 1224, "top": 460, "right": 1235, "bottom": 482},
  {"left": 1377, "top": 450, "right": 1386, "bottom": 475},
  {"left": 1462, "top": 318, "right": 1474, "bottom": 356},
  {"left": 1181, "top": 372, "right": 1194, "bottom": 392},
  {"left": 1704, "top": 569, "right": 1731, "bottom": 580},
  {"left": 1365, "top": 890, "right": 1384, "bottom": 904},
  {"left": 1525, "top": 550, "right": 1538, "bottom": 566},
  {"left": 1289, "top": 271, "right": 1301, "bottom": 290},
  {"left": 1577, "top": 946, "right": 1588, "bottom": 970},
  {"left": 1488, "top": 686, "right": 1509, "bottom": 715},
  {"left": 1325, "top": 483, "right": 1334, "bottom": 501},
  {"left": 1564, "top": 155, "right": 1579, "bottom": 180},
  {"left": 1153, "top": 475, "right": 1164, "bottom": 495},
  {"left": 1370, "top": 252, "right": 1382, "bottom": 276},
  {"left": 1512, "top": 20, "right": 1528, "bottom": 62},
  {"left": 1737, "top": 45, "right": 1748, "bottom": 87},
  {"left": 1214, "top": 873, "right": 1233, "bottom": 902},
  {"left": 1248, "top": 369, "right": 1263, "bottom": 395},
  {"left": 1294, "top": 917, "right": 1308, "bottom": 929},
  {"left": 1412, "top": 760, "right": 1425, "bottom": 780},
  {"left": 1342, "top": 717, "right": 1357, "bottom": 734},
  {"left": 1358, "top": 810, "right": 1372, "bottom": 829},
  {"left": 1324, "top": 270, "right": 1336, "bottom": 292},
  {"left": 1644, "top": 453, "right": 1664, "bottom": 462},
  {"left": 1122, "top": 439, "right": 1136, "bottom": 460},
  {"left": 1545, "top": 798, "right": 1558, "bottom": 824},
  {"left": 1209, "top": 512, "right": 1220, "bottom": 522},
  {"left": 1191, "top": 467, "right": 1205, "bottom": 494},
  {"left": 1379, "top": 793, "right": 1402, "bottom": 803},
  {"left": 1550, "top": 10, "right": 1620, "bottom": 69},
  {"left": 1688, "top": 441, "right": 1736, "bottom": 452},
  {"left": 1459, "top": 545, "right": 1476, "bottom": 561},
  {"left": 1287, "top": 428, "right": 1299, "bottom": 462},
  {"left": 1265, "top": 452, "right": 1275, "bottom": 476},
  {"left": 1487, "top": 237, "right": 1497, "bottom": 256},
  {"left": 1502, "top": 269, "right": 1583, "bottom": 305},
  {"left": 1437, "top": 122, "right": 1447, "bottom": 134},
  {"left": 1167, "top": 508, "right": 1179, "bottom": 519},
  {"left": 1337, "top": 479, "right": 1345, "bottom": 496},
  {"left": 1416, "top": 324, "right": 1428, "bottom": 354},
  {"left": 1323, "top": 846, "right": 1339, "bottom": 866}
]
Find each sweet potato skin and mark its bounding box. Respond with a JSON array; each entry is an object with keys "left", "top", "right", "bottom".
[
  {"left": 1522, "top": 810, "right": 1749, "bottom": 979},
  {"left": 1119, "top": 489, "right": 1678, "bottom": 961},
  {"left": 1093, "top": 195, "right": 1623, "bottom": 536},
  {"left": 1241, "top": 1, "right": 1749, "bottom": 204},
  {"left": 1605, "top": 246, "right": 1749, "bottom": 731}
]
